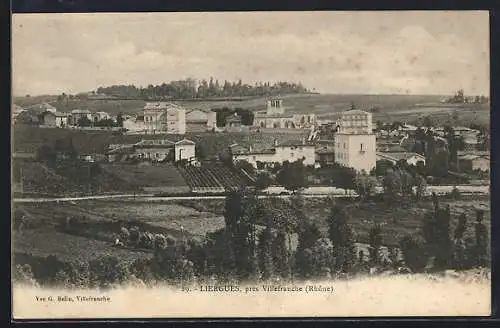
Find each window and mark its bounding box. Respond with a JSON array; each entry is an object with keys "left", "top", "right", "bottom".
[
  {"left": 343, "top": 143, "right": 346, "bottom": 149},
  {"left": 291, "top": 153, "right": 294, "bottom": 157},
  {"left": 360, "top": 143, "right": 364, "bottom": 151}
]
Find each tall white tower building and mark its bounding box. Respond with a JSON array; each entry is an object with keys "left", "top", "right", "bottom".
[{"left": 334, "top": 110, "right": 376, "bottom": 173}]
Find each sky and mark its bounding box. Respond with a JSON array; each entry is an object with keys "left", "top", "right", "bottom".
[{"left": 12, "top": 11, "right": 489, "bottom": 96}]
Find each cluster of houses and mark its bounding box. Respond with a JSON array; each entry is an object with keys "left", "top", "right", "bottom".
[
  {"left": 12, "top": 98, "right": 490, "bottom": 175},
  {"left": 106, "top": 138, "right": 196, "bottom": 163},
  {"left": 12, "top": 102, "right": 115, "bottom": 129}
]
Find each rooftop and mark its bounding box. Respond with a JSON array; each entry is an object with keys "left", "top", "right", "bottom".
[
  {"left": 342, "top": 109, "right": 371, "bottom": 115},
  {"left": 277, "top": 140, "right": 315, "bottom": 147},
  {"left": 175, "top": 139, "right": 196, "bottom": 146},
  {"left": 376, "top": 152, "right": 425, "bottom": 161}
]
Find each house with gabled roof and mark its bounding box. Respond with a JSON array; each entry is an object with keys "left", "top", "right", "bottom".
[{"left": 105, "top": 137, "right": 196, "bottom": 163}]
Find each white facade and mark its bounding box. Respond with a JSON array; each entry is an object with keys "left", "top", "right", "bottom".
[
  {"left": 186, "top": 109, "right": 208, "bottom": 123},
  {"left": 275, "top": 143, "right": 316, "bottom": 166},
  {"left": 337, "top": 110, "right": 373, "bottom": 134},
  {"left": 174, "top": 139, "right": 196, "bottom": 161},
  {"left": 266, "top": 99, "right": 285, "bottom": 116},
  {"left": 207, "top": 111, "right": 217, "bottom": 129},
  {"left": 334, "top": 110, "right": 376, "bottom": 173},
  {"left": 376, "top": 152, "right": 426, "bottom": 166},
  {"left": 70, "top": 109, "right": 93, "bottom": 125},
  {"left": 143, "top": 102, "right": 186, "bottom": 134},
  {"left": 123, "top": 118, "right": 145, "bottom": 133},
  {"left": 55, "top": 113, "right": 69, "bottom": 127},
  {"left": 253, "top": 99, "right": 316, "bottom": 129},
  {"left": 231, "top": 141, "right": 316, "bottom": 168},
  {"left": 233, "top": 151, "right": 277, "bottom": 167}
]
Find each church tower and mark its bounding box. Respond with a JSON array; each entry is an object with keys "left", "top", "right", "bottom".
[{"left": 266, "top": 98, "right": 285, "bottom": 116}]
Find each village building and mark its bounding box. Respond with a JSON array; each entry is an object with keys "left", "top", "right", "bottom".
[
  {"left": 315, "top": 139, "right": 336, "bottom": 165},
  {"left": 12, "top": 104, "right": 26, "bottom": 124},
  {"left": 457, "top": 153, "right": 490, "bottom": 172},
  {"left": 33, "top": 102, "right": 57, "bottom": 113},
  {"left": 93, "top": 111, "right": 111, "bottom": 121},
  {"left": 106, "top": 138, "right": 195, "bottom": 163},
  {"left": 225, "top": 113, "right": 242, "bottom": 128},
  {"left": 70, "top": 109, "right": 93, "bottom": 125},
  {"left": 253, "top": 98, "right": 316, "bottom": 129},
  {"left": 15, "top": 110, "right": 41, "bottom": 126},
  {"left": 334, "top": 110, "right": 377, "bottom": 173},
  {"left": 39, "top": 111, "right": 57, "bottom": 128},
  {"left": 143, "top": 102, "right": 186, "bottom": 135},
  {"left": 54, "top": 112, "right": 69, "bottom": 127},
  {"left": 376, "top": 152, "right": 426, "bottom": 166},
  {"left": 207, "top": 111, "right": 217, "bottom": 130},
  {"left": 123, "top": 115, "right": 146, "bottom": 133},
  {"left": 231, "top": 138, "right": 316, "bottom": 168}
]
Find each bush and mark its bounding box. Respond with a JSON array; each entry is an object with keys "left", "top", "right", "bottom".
[
  {"left": 129, "top": 226, "right": 140, "bottom": 245},
  {"left": 450, "top": 187, "right": 461, "bottom": 200},
  {"left": 120, "top": 227, "right": 130, "bottom": 243},
  {"left": 88, "top": 256, "right": 130, "bottom": 289},
  {"left": 154, "top": 234, "right": 167, "bottom": 250},
  {"left": 13, "top": 264, "right": 39, "bottom": 287}
]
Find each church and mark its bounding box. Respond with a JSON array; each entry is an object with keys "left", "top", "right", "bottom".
[{"left": 253, "top": 99, "right": 316, "bottom": 129}]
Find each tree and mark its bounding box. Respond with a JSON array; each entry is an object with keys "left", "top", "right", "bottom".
[
  {"left": 277, "top": 160, "right": 308, "bottom": 193},
  {"left": 88, "top": 256, "right": 130, "bottom": 288},
  {"left": 354, "top": 170, "right": 377, "bottom": 199},
  {"left": 399, "top": 235, "right": 427, "bottom": 272},
  {"left": 36, "top": 144, "right": 57, "bottom": 168},
  {"left": 295, "top": 219, "right": 322, "bottom": 278},
  {"left": 414, "top": 174, "right": 427, "bottom": 202},
  {"left": 257, "top": 226, "right": 275, "bottom": 280},
  {"left": 116, "top": 112, "right": 124, "bottom": 127},
  {"left": 421, "top": 201, "right": 452, "bottom": 270},
  {"left": 272, "top": 230, "right": 290, "bottom": 279},
  {"left": 368, "top": 223, "right": 383, "bottom": 265},
  {"left": 195, "top": 144, "right": 206, "bottom": 161},
  {"left": 453, "top": 213, "right": 468, "bottom": 269},
  {"left": 474, "top": 209, "right": 488, "bottom": 268},
  {"left": 254, "top": 172, "right": 273, "bottom": 191},
  {"left": 77, "top": 116, "right": 92, "bottom": 127},
  {"left": 423, "top": 115, "right": 434, "bottom": 128},
  {"left": 327, "top": 204, "right": 356, "bottom": 272},
  {"left": 14, "top": 264, "right": 39, "bottom": 287},
  {"left": 382, "top": 168, "right": 402, "bottom": 203}
]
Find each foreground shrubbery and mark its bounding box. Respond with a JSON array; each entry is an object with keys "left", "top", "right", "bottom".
[{"left": 13, "top": 190, "right": 490, "bottom": 290}]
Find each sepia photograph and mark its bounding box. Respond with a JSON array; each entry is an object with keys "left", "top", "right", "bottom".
[{"left": 11, "top": 11, "right": 491, "bottom": 319}]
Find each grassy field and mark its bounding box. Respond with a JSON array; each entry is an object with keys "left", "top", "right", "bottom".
[
  {"left": 15, "top": 93, "right": 489, "bottom": 117},
  {"left": 13, "top": 229, "right": 153, "bottom": 264},
  {"left": 12, "top": 125, "right": 310, "bottom": 157},
  {"left": 12, "top": 195, "right": 490, "bottom": 269},
  {"left": 100, "top": 163, "right": 188, "bottom": 188}
]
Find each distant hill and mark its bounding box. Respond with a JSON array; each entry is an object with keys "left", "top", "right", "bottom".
[{"left": 13, "top": 93, "right": 456, "bottom": 117}]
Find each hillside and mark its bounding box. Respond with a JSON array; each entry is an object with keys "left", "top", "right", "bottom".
[
  {"left": 13, "top": 93, "right": 454, "bottom": 116},
  {"left": 12, "top": 126, "right": 310, "bottom": 158}
]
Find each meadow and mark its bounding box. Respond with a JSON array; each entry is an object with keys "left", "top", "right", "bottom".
[
  {"left": 12, "top": 195, "right": 490, "bottom": 267},
  {"left": 15, "top": 93, "right": 488, "bottom": 117}
]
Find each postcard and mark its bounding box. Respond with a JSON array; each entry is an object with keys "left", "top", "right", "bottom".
[{"left": 11, "top": 11, "right": 491, "bottom": 319}]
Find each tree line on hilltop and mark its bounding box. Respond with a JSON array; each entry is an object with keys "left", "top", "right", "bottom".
[{"left": 94, "top": 78, "right": 310, "bottom": 100}]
